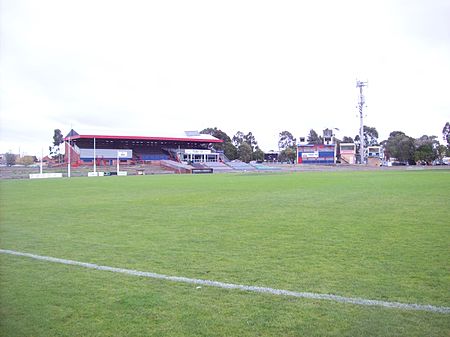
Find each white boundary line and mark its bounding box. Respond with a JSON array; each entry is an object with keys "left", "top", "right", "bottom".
[{"left": 1, "top": 249, "right": 449, "bottom": 314}]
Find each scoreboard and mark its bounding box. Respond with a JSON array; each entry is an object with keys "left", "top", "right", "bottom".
[{"left": 297, "top": 144, "right": 336, "bottom": 164}]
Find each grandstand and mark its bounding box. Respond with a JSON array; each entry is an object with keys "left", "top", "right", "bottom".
[
  {"left": 64, "top": 129, "right": 223, "bottom": 169},
  {"left": 63, "top": 129, "right": 290, "bottom": 174}
]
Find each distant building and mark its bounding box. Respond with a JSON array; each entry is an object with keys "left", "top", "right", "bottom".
[
  {"left": 339, "top": 143, "right": 356, "bottom": 164},
  {"left": 367, "top": 146, "right": 382, "bottom": 166},
  {"left": 297, "top": 144, "right": 336, "bottom": 164},
  {"left": 264, "top": 151, "right": 279, "bottom": 162}
]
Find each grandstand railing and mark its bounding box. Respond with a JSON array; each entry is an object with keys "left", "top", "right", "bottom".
[
  {"left": 162, "top": 148, "right": 181, "bottom": 162},
  {"left": 72, "top": 144, "right": 81, "bottom": 154}
]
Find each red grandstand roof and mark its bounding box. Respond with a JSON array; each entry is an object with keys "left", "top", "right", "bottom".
[{"left": 65, "top": 130, "right": 223, "bottom": 143}]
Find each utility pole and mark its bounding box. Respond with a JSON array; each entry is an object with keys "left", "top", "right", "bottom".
[{"left": 356, "top": 80, "right": 368, "bottom": 164}]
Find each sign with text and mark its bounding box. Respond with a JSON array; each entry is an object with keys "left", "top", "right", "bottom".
[{"left": 184, "top": 149, "right": 211, "bottom": 155}]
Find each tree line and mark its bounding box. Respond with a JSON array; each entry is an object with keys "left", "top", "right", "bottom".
[{"left": 202, "top": 121, "right": 450, "bottom": 164}]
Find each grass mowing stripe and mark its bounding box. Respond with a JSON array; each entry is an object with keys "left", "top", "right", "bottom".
[{"left": 2, "top": 248, "right": 449, "bottom": 314}]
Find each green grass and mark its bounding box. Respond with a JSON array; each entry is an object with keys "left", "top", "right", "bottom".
[{"left": 1, "top": 170, "right": 449, "bottom": 336}]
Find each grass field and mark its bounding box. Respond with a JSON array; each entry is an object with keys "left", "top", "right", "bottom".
[{"left": 1, "top": 170, "right": 449, "bottom": 336}]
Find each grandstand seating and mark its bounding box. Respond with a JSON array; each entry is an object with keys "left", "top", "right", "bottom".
[
  {"left": 134, "top": 148, "right": 170, "bottom": 161},
  {"left": 226, "top": 161, "right": 256, "bottom": 171},
  {"left": 169, "top": 159, "right": 281, "bottom": 173},
  {"left": 251, "top": 163, "right": 281, "bottom": 171},
  {"left": 140, "top": 154, "right": 169, "bottom": 161},
  {"left": 160, "top": 160, "right": 193, "bottom": 173},
  {"left": 191, "top": 162, "right": 209, "bottom": 169},
  {"left": 203, "top": 161, "right": 234, "bottom": 172}
]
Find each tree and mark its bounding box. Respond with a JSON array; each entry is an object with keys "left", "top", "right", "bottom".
[
  {"left": 201, "top": 127, "right": 237, "bottom": 159},
  {"left": 50, "top": 129, "right": 64, "bottom": 163},
  {"left": 5, "top": 151, "right": 16, "bottom": 166},
  {"left": 53, "top": 129, "right": 64, "bottom": 147},
  {"left": 232, "top": 131, "right": 245, "bottom": 147},
  {"left": 443, "top": 122, "right": 450, "bottom": 147},
  {"left": 363, "top": 126, "right": 379, "bottom": 146},
  {"left": 415, "top": 135, "right": 439, "bottom": 147},
  {"left": 279, "top": 147, "right": 297, "bottom": 163},
  {"left": 201, "top": 127, "right": 231, "bottom": 147},
  {"left": 278, "top": 131, "right": 297, "bottom": 163},
  {"left": 436, "top": 144, "right": 448, "bottom": 159},
  {"left": 414, "top": 135, "right": 439, "bottom": 164},
  {"left": 414, "top": 144, "right": 436, "bottom": 164},
  {"left": 237, "top": 142, "right": 253, "bottom": 163},
  {"left": 252, "top": 148, "right": 265, "bottom": 162},
  {"left": 243, "top": 132, "right": 259, "bottom": 152},
  {"left": 278, "top": 131, "right": 296, "bottom": 150},
  {"left": 16, "top": 155, "right": 37, "bottom": 166},
  {"left": 383, "top": 131, "right": 415, "bottom": 163},
  {"left": 307, "top": 129, "right": 322, "bottom": 145},
  {"left": 224, "top": 142, "right": 238, "bottom": 160},
  {"left": 355, "top": 125, "right": 379, "bottom": 155},
  {"left": 342, "top": 136, "right": 354, "bottom": 143},
  {"left": 233, "top": 131, "right": 260, "bottom": 160}
]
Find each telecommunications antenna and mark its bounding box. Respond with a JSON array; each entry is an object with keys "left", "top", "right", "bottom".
[{"left": 356, "top": 80, "right": 368, "bottom": 164}]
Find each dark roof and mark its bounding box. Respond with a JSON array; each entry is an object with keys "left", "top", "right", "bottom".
[{"left": 65, "top": 129, "right": 79, "bottom": 138}]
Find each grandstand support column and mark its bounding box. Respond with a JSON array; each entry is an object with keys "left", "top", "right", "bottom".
[
  {"left": 93, "top": 137, "right": 97, "bottom": 173},
  {"left": 116, "top": 152, "right": 120, "bottom": 174},
  {"left": 67, "top": 139, "right": 71, "bottom": 178},
  {"left": 40, "top": 148, "right": 43, "bottom": 174}
]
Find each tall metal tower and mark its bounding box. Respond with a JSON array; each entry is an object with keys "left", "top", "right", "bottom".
[{"left": 356, "top": 80, "right": 368, "bottom": 164}]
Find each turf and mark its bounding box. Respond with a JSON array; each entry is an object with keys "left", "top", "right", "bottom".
[{"left": 1, "top": 170, "right": 449, "bottom": 336}]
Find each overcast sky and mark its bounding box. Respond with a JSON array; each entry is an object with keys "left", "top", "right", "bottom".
[{"left": 1, "top": 0, "right": 449, "bottom": 156}]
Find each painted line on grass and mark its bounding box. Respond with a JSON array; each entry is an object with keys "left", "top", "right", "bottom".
[{"left": 1, "top": 248, "right": 449, "bottom": 314}]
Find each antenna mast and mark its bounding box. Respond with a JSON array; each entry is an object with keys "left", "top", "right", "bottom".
[{"left": 356, "top": 80, "right": 367, "bottom": 164}]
